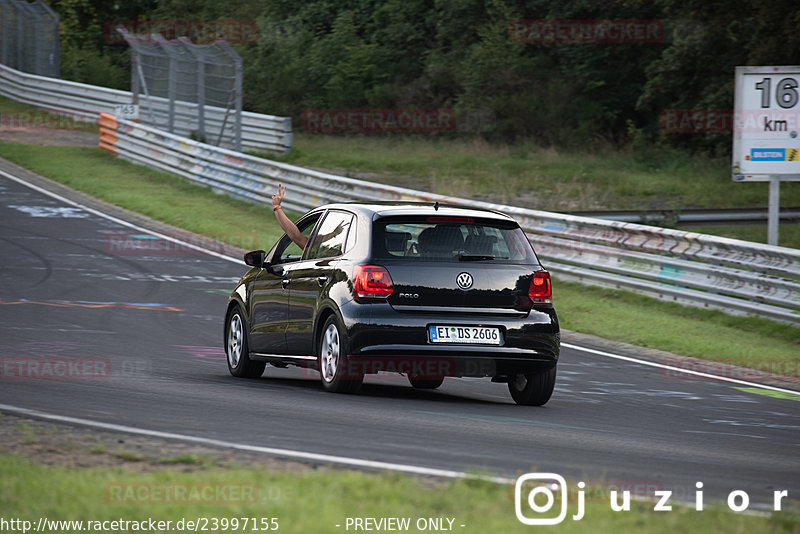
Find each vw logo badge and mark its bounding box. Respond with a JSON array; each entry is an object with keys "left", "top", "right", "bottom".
[{"left": 456, "top": 272, "right": 473, "bottom": 290}]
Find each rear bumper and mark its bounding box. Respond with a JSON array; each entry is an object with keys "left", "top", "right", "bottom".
[{"left": 339, "top": 301, "right": 559, "bottom": 378}]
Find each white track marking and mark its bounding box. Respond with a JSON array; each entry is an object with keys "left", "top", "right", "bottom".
[
  {"left": 0, "top": 169, "right": 240, "bottom": 264},
  {"left": 0, "top": 403, "right": 512, "bottom": 484},
  {"left": 562, "top": 343, "right": 799, "bottom": 396}
]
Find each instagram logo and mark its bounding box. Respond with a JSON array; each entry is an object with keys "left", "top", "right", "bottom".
[
  {"left": 515, "top": 473, "right": 569, "bottom": 525},
  {"left": 514, "top": 473, "right": 790, "bottom": 524}
]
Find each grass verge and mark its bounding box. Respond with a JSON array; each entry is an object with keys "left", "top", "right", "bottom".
[
  {"left": 557, "top": 281, "right": 799, "bottom": 376},
  {"left": 1, "top": 453, "right": 797, "bottom": 534},
  {"left": 682, "top": 224, "right": 800, "bottom": 249},
  {"left": 0, "top": 96, "right": 97, "bottom": 133},
  {"left": 272, "top": 134, "right": 800, "bottom": 215},
  {"left": 0, "top": 141, "right": 798, "bottom": 378},
  {"left": 0, "top": 95, "right": 39, "bottom": 113}
]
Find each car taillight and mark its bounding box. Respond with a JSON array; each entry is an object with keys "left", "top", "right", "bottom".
[
  {"left": 529, "top": 270, "right": 552, "bottom": 304},
  {"left": 353, "top": 265, "right": 393, "bottom": 299}
]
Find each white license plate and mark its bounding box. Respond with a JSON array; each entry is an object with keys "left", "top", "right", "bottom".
[{"left": 429, "top": 325, "right": 502, "bottom": 345}]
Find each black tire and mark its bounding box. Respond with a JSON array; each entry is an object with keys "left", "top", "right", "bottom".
[
  {"left": 408, "top": 374, "right": 444, "bottom": 389},
  {"left": 508, "top": 367, "right": 556, "bottom": 406},
  {"left": 226, "top": 307, "right": 266, "bottom": 378},
  {"left": 318, "top": 315, "right": 363, "bottom": 393}
]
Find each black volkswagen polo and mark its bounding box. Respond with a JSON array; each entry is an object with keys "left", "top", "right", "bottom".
[{"left": 224, "top": 203, "right": 560, "bottom": 405}]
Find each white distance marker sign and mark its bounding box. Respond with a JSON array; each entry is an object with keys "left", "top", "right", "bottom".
[
  {"left": 733, "top": 66, "right": 800, "bottom": 181},
  {"left": 114, "top": 104, "right": 140, "bottom": 120}
]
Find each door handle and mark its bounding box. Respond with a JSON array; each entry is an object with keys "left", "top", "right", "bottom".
[
  {"left": 282, "top": 279, "right": 290, "bottom": 289},
  {"left": 317, "top": 276, "right": 327, "bottom": 287}
]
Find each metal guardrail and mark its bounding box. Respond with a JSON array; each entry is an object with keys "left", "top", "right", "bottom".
[
  {"left": 97, "top": 113, "right": 800, "bottom": 324},
  {"left": 0, "top": 63, "right": 292, "bottom": 153},
  {"left": 569, "top": 207, "right": 800, "bottom": 226}
]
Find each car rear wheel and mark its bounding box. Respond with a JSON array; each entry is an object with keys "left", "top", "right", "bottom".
[
  {"left": 319, "top": 316, "right": 363, "bottom": 393},
  {"left": 508, "top": 367, "right": 556, "bottom": 406},
  {"left": 408, "top": 374, "right": 444, "bottom": 389},
  {"left": 226, "top": 307, "right": 266, "bottom": 378}
]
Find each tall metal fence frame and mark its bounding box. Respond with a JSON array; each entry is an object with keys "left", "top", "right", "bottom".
[
  {"left": 120, "top": 27, "right": 242, "bottom": 151},
  {"left": 0, "top": 0, "right": 59, "bottom": 78},
  {"left": 0, "top": 63, "right": 293, "bottom": 153}
]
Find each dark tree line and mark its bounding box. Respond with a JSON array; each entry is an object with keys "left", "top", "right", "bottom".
[{"left": 51, "top": 0, "right": 800, "bottom": 153}]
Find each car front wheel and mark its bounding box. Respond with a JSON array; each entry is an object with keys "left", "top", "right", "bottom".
[
  {"left": 226, "top": 307, "right": 266, "bottom": 378},
  {"left": 318, "top": 315, "right": 363, "bottom": 393},
  {"left": 508, "top": 367, "right": 556, "bottom": 406}
]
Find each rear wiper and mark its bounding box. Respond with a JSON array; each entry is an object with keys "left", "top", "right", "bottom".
[{"left": 459, "top": 253, "right": 496, "bottom": 261}]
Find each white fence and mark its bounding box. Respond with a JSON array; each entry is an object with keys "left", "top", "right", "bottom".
[
  {"left": 97, "top": 113, "right": 800, "bottom": 324},
  {"left": 0, "top": 63, "right": 292, "bottom": 153}
]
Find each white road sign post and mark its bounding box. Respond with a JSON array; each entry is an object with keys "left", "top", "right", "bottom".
[{"left": 733, "top": 65, "right": 800, "bottom": 246}]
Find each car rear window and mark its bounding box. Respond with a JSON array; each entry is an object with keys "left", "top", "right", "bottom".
[{"left": 373, "top": 217, "right": 537, "bottom": 263}]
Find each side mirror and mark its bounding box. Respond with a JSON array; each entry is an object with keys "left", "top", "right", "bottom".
[{"left": 243, "top": 250, "right": 267, "bottom": 268}]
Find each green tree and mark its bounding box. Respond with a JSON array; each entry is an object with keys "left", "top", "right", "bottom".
[
  {"left": 42, "top": 0, "right": 800, "bottom": 152},
  {"left": 639, "top": 0, "right": 800, "bottom": 154},
  {"left": 51, "top": 0, "right": 158, "bottom": 88}
]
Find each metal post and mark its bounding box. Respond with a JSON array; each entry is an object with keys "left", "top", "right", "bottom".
[
  {"left": 0, "top": 0, "right": 7, "bottom": 66},
  {"left": 233, "top": 53, "right": 242, "bottom": 152},
  {"left": 29, "top": 3, "right": 40, "bottom": 75},
  {"left": 767, "top": 176, "right": 780, "bottom": 246},
  {"left": 131, "top": 50, "right": 140, "bottom": 106},
  {"left": 178, "top": 36, "right": 204, "bottom": 143},
  {"left": 197, "top": 50, "right": 205, "bottom": 142},
  {"left": 37, "top": 0, "right": 60, "bottom": 77},
  {"left": 155, "top": 35, "right": 177, "bottom": 134},
  {"left": 15, "top": 2, "right": 22, "bottom": 70}
]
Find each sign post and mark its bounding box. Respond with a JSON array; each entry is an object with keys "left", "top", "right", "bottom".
[{"left": 732, "top": 65, "right": 800, "bottom": 245}]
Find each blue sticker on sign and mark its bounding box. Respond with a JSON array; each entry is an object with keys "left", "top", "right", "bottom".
[
  {"left": 750, "top": 148, "right": 786, "bottom": 161},
  {"left": 429, "top": 326, "right": 437, "bottom": 340}
]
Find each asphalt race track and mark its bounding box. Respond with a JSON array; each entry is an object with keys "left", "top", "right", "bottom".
[{"left": 1, "top": 168, "right": 798, "bottom": 507}]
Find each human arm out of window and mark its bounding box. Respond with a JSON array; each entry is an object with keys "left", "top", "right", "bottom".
[{"left": 272, "top": 184, "right": 309, "bottom": 250}]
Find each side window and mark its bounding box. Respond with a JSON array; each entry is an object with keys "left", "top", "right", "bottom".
[
  {"left": 275, "top": 213, "right": 321, "bottom": 264},
  {"left": 306, "top": 211, "right": 353, "bottom": 260}
]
